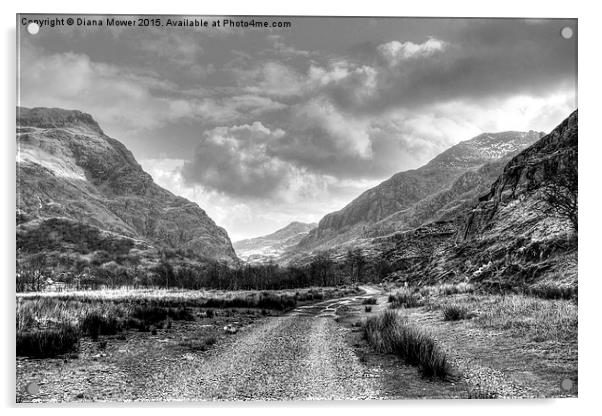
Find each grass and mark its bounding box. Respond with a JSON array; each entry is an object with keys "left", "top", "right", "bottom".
[
  {"left": 362, "top": 297, "right": 377, "bottom": 305},
  {"left": 16, "top": 286, "right": 357, "bottom": 358},
  {"left": 363, "top": 310, "right": 450, "bottom": 378},
  {"left": 179, "top": 335, "right": 217, "bottom": 352},
  {"left": 439, "top": 282, "right": 475, "bottom": 296},
  {"left": 388, "top": 289, "right": 423, "bottom": 309},
  {"left": 17, "top": 323, "right": 79, "bottom": 357},
  {"left": 527, "top": 283, "right": 577, "bottom": 300},
  {"left": 17, "top": 299, "right": 199, "bottom": 355},
  {"left": 17, "top": 286, "right": 357, "bottom": 311},
  {"left": 442, "top": 304, "right": 472, "bottom": 321},
  {"left": 80, "top": 311, "right": 121, "bottom": 340},
  {"left": 476, "top": 295, "right": 577, "bottom": 342}
]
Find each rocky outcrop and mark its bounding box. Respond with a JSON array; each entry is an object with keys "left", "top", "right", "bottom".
[
  {"left": 396, "top": 110, "right": 578, "bottom": 288},
  {"left": 461, "top": 110, "right": 577, "bottom": 242},
  {"left": 234, "top": 222, "right": 316, "bottom": 263},
  {"left": 16, "top": 107, "right": 238, "bottom": 265}
]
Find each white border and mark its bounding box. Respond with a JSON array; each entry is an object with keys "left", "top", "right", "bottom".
[{"left": 2, "top": 1, "right": 600, "bottom": 414}]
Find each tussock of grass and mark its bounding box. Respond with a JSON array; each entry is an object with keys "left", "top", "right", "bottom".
[
  {"left": 439, "top": 283, "right": 475, "bottom": 296},
  {"left": 388, "top": 289, "right": 423, "bottom": 309},
  {"left": 442, "top": 304, "right": 471, "bottom": 321},
  {"left": 80, "top": 311, "right": 121, "bottom": 340},
  {"left": 364, "top": 305, "right": 372, "bottom": 313},
  {"left": 363, "top": 310, "right": 450, "bottom": 378},
  {"left": 17, "top": 324, "right": 79, "bottom": 357},
  {"left": 362, "top": 297, "right": 377, "bottom": 305}
]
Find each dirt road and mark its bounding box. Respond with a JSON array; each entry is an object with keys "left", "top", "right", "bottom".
[
  {"left": 141, "top": 288, "right": 380, "bottom": 400},
  {"left": 133, "top": 286, "right": 462, "bottom": 401},
  {"left": 17, "top": 286, "right": 465, "bottom": 402}
]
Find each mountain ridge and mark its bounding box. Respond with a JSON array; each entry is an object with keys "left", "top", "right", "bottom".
[
  {"left": 16, "top": 106, "right": 238, "bottom": 267},
  {"left": 293, "top": 129, "right": 543, "bottom": 258}
]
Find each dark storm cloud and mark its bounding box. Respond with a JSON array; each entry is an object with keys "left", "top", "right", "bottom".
[
  {"left": 180, "top": 122, "right": 292, "bottom": 198},
  {"left": 318, "top": 19, "right": 576, "bottom": 116},
  {"left": 19, "top": 16, "right": 577, "bottom": 206}
]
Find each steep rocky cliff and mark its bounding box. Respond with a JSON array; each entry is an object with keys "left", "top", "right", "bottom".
[
  {"left": 16, "top": 107, "right": 238, "bottom": 266},
  {"left": 395, "top": 110, "right": 578, "bottom": 289}
]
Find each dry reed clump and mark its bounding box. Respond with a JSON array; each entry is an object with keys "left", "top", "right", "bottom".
[{"left": 363, "top": 310, "right": 451, "bottom": 378}]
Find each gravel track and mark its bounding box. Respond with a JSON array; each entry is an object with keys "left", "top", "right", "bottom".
[{"left": 143, "top": 292, "right": 382, "bottom": 401}]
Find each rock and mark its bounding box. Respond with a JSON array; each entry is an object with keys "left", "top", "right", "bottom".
[{"left": 223, "top": 324, "right": 237, "bottom": 334}]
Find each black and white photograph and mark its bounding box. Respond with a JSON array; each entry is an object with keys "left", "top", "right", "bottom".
[{"left": 14, "top": 13, "right": 578, "bottom": 403}]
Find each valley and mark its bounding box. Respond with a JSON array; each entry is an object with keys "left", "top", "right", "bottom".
[{"left": 15, "top": 107, "right": 578, "bottom": 402}]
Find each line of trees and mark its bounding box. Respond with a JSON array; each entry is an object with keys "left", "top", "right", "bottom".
[{"left": 16, "top": 248, "right": 394, "bottom": 292}]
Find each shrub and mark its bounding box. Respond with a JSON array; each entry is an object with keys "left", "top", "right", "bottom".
[
  {"left": 131, "top": 305, "right": 169, "bottom": 325},
  {"left": 389, "top": 289, "right": 423, "bottom": 309},
  {"left": 362, "top": 297, "right": 377, "bottom": 305},
  {"left": 17, "top": 324, "right": 79, "bottom": 357},
  {"left": 80, "top": 311, "right": 121, "bottom": 340},
  {"left": 123, "top": 317, "right": 148, "bottom": 332},
  {"left": 363, "top": 310, "right": 450, "bottom": 378},
  {"left": 256, "top": 294, "right": 297, "bottom": 311},
  {"left": 365, "top": 306, "right": 372, "bottom": 313},
  {"left": 167, "top": 307, "right": 195, "bottom": 321},
  {"left": 312, "top": 292, "right": 324, "bottom": 300},
  {"left": 442, "top": 304, "right": 471, "bottom": 321}
]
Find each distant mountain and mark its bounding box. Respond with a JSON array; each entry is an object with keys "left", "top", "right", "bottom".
[
  {"left": 16, "top": 107, "right": 238, "bottom": 268},
  {"left": 364, "top": 156, "right": 514, "bottom": 238},
  {"left": 293, "top": 130, "right": 543, "bottom": 257},
  {"left": 234, "top": 222, "right": 317, "bottom": 263}
]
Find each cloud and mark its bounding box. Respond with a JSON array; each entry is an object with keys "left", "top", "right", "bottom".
[
  {"left": 181, "top": 122, "right": 291, "bottom": 198},
  {"left": 142, "top": 157, "right": 377, "bottom": 241},
  {"left": 18, "top": 42, "right": 289, "bottom": 140},
  {"left": 21, "top": 18, "right": 577, "bottom": 239},
  {"left": 377, "top": 38, "right": 446, "bottom": 65},
  {"left": 19, "top": 46, "right": 184, "bottom": 133},
  {"left": 266, "top": 34, "right": 313, "bottom": 58},
  {"left": 238, "top": 61, "right": 307, "bottom": 98},
  {"left": 309, "top": 24, "right": 576, "bottom": 116}
]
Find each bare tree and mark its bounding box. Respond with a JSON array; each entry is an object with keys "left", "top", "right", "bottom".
[{"left": 536, "top": 158, "right": 577, "bottom": 232}]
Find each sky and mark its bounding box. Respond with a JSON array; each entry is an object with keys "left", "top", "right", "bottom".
[{"left": 17, "top": 16, "right": 577, "bottom": 240}]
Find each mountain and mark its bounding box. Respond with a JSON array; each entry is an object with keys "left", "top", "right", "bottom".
[
  {"left": 387, "top": 110, "right": 578, "bottom": 289},
  {"left": 16, "top": 107, "right": 238, "bottom": 268},
  {"left": 234, "top": 222, "right": 317, "bottom": 263},
  {"left": 294, "top": 130, "right": 543, "bottom": 257}
]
